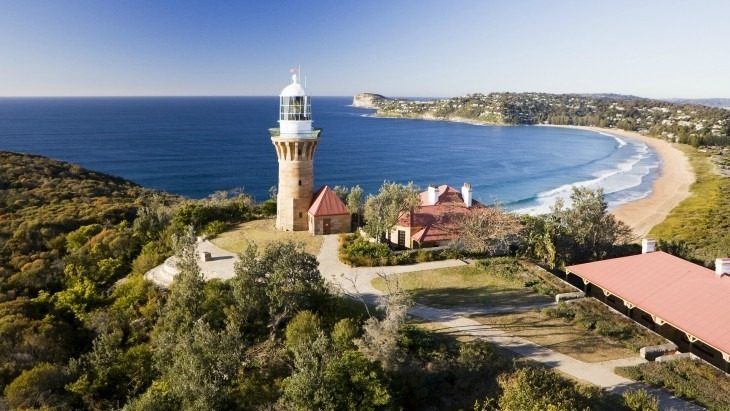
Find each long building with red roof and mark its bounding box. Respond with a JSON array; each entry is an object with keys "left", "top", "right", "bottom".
[{"left": 566, "top": 239, "right": 730, "bottom": 371}]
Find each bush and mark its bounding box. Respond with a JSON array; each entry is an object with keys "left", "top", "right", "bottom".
[
  {"left": 203, "top": 220, "right": 228, "bottom": 237},
  {"left": 621, "top": 389, "right": 659, "bottom": 411},
  {"left": 616, "top": 358, "right": 730, "bottom": 410},
  {"left": 258, "top": 198, "right": 277, "bottom": 217},
  {"left": 3, "top": 363, "right": 73, "bottom": 410},
  {"left": 497, "top": 366, "right": 602, "bottom": 411},
  {"left": 338, "top": 233, "right": 393, "bottom": 267},
  {"left": 543, "top": 300, "right": 665, "bottom": 351}
]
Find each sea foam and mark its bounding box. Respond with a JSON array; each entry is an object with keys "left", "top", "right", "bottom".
[{"left": 512, "top": 132, "right": 659, "bottom": 215}]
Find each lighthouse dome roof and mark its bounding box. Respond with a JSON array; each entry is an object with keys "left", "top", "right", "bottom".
[{"left": 280, "top": 73, "right": 307, "bottom": 97}]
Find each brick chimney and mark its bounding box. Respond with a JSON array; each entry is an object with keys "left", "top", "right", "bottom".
[
  {"left": 427, "top": 185, "right": 438, "bottom": 205},
  {"left": 716, "top": 258, "right": 730, "bottom": 278},
  {"left": 641, "top": 238, "right": 656, "bottom": 254},
  {"left": 462, "top": 183, "right": 473, "bottom": 208}
]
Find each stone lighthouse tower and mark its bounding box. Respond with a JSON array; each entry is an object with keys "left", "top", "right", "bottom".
[{"left": 270, "top": 69, "right": 321, "bottom": 231}]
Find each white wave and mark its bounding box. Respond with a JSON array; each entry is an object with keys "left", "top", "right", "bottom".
[
  {"left": 597, "top": 131, "right": 628, "bottom": 148},
  {"left": 513, "top": 144, "right": 660, "bottom": 216}
]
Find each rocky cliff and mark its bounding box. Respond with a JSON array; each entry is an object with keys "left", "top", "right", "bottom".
[{"left": 352, "top": 93, "right": 389, "bottom": 109}]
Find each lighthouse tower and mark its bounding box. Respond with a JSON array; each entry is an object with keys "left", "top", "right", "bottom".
[{"left": 270, "top": 70, "right": 321, "bottom": 231}]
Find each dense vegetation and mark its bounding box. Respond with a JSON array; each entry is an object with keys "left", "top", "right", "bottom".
[
  {"left": 366, "top": 93, "right": 730, "bottom": 147},
  {"left": 616, "top": 358, "right": 730, "bottom": 410},
  {"left": 649, "top": 146, "right": 730, "bottom": 267},
  {"left": 1, "top": 152, "right": 667, "bottom": 409}
]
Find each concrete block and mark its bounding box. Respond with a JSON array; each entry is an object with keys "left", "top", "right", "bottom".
[
  {"left": 555, "top": 291, "right": 585, "bottom": 303},
  {"left": 655, "top": 352, "right": 698, "bottom": 363},
  {"left": 640, "top": 342, "right": 678, "bottom": 361},
  {"left": 199, "top": 251, "right": 212, "bottom": 262}
]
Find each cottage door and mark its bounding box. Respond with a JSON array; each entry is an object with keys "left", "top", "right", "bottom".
[
  {"left": 398, "top": 230, "right": 406, "bottom": 248},
  {"left": 323, "top": 219, "right": 331, "bottom": 235}
]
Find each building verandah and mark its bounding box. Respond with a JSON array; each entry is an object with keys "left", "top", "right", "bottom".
[{"left": 565, "top": 269, "right": 730, "bottom": 372}]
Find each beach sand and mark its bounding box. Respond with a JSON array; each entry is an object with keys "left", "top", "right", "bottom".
[{"left": 542, "top": 125, "right": 695, "bottom": 238}]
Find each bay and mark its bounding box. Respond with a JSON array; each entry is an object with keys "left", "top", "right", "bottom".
[{"left": 0, "top": 97, "right": 659, "bottom": 212}]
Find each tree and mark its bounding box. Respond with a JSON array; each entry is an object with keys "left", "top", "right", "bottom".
[
  {"left": 347, "top": 185, "right": 365, "bottom": 228},
  {"left": 230, "top": 241, "right": 328, "bottom": 338},
  {"left": 450, "top": 203, "right": 522, "bottom": 255},
  {"left": 356, "top": 273, "right": 411, "bottom": 371},
  {"left": 4, "top": 363, "right": 73, "bottom": 410},
  {"left": 552, "top": 187, "right": 634, "bottom": 264},
  {"left": 281, "top": 311, "right": 391, "bottom": 411},
  {"left": 332, "top": 185, "right": 349, "bottom": 203},
  {"left": 520, "top": 187, "right": 633, "bottom": 267},
  {"left": 364, "top": 181, "right": 421, "bottom": 243}
]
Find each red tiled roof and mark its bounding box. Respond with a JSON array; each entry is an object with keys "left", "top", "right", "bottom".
[
  {"left": 308, "top": 186, "right": 350, "bottom": 217},
  {"left": 397, "top": 185, "right": 481, "bottom": 243},
  {"left": 566, "top": 251, "right": 730, "bottom": 355}
]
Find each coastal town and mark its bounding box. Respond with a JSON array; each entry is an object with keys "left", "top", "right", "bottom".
[{"left": 354, "top": 92, "right": 730, "bottom": 146}]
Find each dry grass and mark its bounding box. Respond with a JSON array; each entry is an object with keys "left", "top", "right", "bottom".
[
  {"left": 211, "top": 218, "right": 324, "bottom": 256},
  {"left": 471, "top": 310, "right": 637, "bottom": 363},
  {"left": 370, "top": 263, "right": 553, "bottom": 308}
]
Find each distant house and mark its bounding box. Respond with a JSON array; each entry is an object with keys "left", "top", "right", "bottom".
[
  {"left": 566, "top": 239, "right": 730, "bottom": 372},
  {"left": 308, "top": 185, "right": 351, "bottom": 235},
  {"left": 390, "top": 183, "right": 479, "bottom": 249}
]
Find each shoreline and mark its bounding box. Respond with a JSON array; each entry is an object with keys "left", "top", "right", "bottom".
[
  {"left": 365, "top": 110, "right": 697, "bottom": 238},
  {"left": 539, "top": 125, "right": 695, "bottom": 238}
]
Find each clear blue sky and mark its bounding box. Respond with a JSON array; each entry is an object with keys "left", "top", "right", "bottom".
[{"left": 1, "top": 0, "right": 728, "bottom": 98}]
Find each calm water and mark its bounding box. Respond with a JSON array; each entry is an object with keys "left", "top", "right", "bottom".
[{"left": 0, "top": 97, "right": 659, "bottom": 213}]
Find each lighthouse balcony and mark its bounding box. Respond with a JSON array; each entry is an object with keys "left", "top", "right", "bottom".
[{"left": 269, "top": 128, "right": 321, "bottom": 139}]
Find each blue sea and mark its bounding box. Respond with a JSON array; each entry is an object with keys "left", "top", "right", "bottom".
[{"left": 0, "top": 97, "right": 660, "bottom": 214}]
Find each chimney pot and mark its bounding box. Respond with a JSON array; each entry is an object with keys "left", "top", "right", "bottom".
[
  {"left": 716, "top": 258, "right": 730, "bottom": 277},
  {"left": 427, "top": 185, "right": 438, "bottom": 205},
  {"left": 462, "top": 183, "right": 473, "bottom": 208},
  {"left": 642, "top": 238, "right": 656, "bottom": 254}
]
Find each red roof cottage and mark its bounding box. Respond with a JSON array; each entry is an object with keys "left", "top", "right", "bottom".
[
  {"left": 391, "top": 183, "right": 480, "bottom": 249},
  {"left": 307, "top": 186, "right": 351, "bottom": 235}
]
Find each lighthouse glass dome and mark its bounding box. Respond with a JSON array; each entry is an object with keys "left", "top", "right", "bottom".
[{"left": 280, "top": 95, "right": 311, "bottom": 121}]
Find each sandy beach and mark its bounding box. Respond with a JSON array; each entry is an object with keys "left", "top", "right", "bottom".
[{"left": 542, "top": 125, "right": 695, "bottom": 238}]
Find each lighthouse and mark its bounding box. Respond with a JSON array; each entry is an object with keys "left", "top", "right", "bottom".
[{"left": 270, "top": 69, "right": 321, "bottom": 231}]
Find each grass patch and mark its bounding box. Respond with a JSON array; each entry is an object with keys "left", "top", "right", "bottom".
[
  {"left": 472, "top": 310, "right": 637, "bottom": 363},
  {"left": 649, "top": 146, "right": 730, "bottom": 266},
  {"left": 475, "top": 257, "right": 574, "bottom": 297},
  {"left": 616, "top": 357, "right": 730, "bottom": 410},
  {"left": 542, "top": 299, "right": 666, "bottom": 352},
  {"left": 370, "top": 258, "right": 558, "bottom": 308},
  {"left": 211, "top": 218, "right": 324, "bottom": 256}
]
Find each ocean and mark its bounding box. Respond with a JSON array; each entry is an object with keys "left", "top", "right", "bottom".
[{"left": 0, "top": 97, "right": 660, "bottom": 214}]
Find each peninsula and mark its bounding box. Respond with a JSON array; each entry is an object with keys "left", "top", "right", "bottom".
[{"left": 353, "top": 92, "right": 730, "bottom": 147}]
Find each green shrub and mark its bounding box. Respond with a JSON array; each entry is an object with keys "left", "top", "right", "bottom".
[
  {"left": 415, "top": 250, "right": 435, "bottom": 263},
  {"left": 543, "top": 300, "right": 665, "bottom": 351},
  {"left": 338, "top": 232, "right": 393, "bottom": 267},
  {"left": 616, "top": 358, "right": 730, "bottom": 410},
  {"left": 203, "top": 220, "right": 228, "bottom": 237},
  {"left": 621, "top": 388, "right": 659, "bottom": 411},
  {"left": 497, "top": 366, "right": 602, "bottom": 411},
  {"left": 258, "top": 198, "right": 277, "bottom": 217}
]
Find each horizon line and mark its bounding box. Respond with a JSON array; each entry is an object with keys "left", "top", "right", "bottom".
[{"left": 0, "top": 94, "right": 727, "bottom": 100}]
